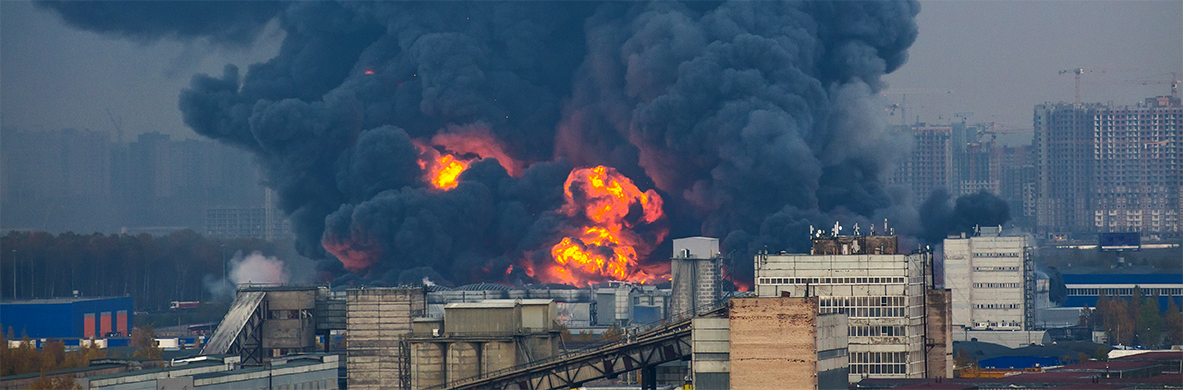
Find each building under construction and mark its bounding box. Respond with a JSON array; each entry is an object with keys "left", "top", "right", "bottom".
[{"left": 1034, "top": 91, "right": 1182, "bottom": 239}]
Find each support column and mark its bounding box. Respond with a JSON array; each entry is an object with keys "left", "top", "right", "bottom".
[{"left": 642, "top": 365, "right": 657, "bottom": 390}]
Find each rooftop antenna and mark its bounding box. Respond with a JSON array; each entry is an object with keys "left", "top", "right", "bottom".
[
  {"left": 832, "top": 221, "right": 842, "bottom": 237},
  {"left": 809, "top": 225, "right": 815, "bottom": 240},
  {"left": 870, "top": 223, "right": 876, "bottom": 236},
  {"left": 853, "top": 223, "right": 860, "bottom": 237}
]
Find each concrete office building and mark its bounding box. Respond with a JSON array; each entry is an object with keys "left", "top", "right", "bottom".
[
  {"left": 943, "top": 227, "right": 1034, "bottom": 331},
  {"left": 754, "top": 234, "right": 938, "bottom": 382}
]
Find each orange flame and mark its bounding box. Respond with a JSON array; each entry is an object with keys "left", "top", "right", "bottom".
[
  {"left": 537, "top": 166, "right": 668, "bottom": 287},
  {"left": 414, "top": 129, "right": 521, "bottom": 190}
]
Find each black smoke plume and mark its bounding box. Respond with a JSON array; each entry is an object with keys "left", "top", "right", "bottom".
[
  {"left": 919, "top": 189, "right": 1012, "bottom": 244},
  {"left": 40, "top": 1, "right": 927, "bottom": 286}
]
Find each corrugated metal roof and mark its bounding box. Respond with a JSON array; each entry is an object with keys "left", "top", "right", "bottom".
[
  {"left": 454, "top": 283, "right": 511, "bottom": 291},
  {"left": 1063, "top": 274, "right": 1183, "bottom": 285},
  {"left": 445, "top": 301, "right": 516, "bottom": 309},
  {"left": 201, "top": 291, "right": 266, "bottom": 355}
]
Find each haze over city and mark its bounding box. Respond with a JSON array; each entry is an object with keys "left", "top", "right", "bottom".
[{"left": 0, "top": 2, "right": 1181, "bottom": 388}]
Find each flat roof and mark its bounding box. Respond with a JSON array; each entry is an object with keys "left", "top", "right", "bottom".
[
  {"left": 83, "top": 360, "right": 222, "bottom": 381},
  {"left": 445, "top": 301, "right": 516, "bottom": 309},
  {"left": 1063, "top": 274, "right": 1182, "bottom": 285},
  {"left": 0, "top": 296, "right": 129, "bottom": 305},
  {"left": 1113, "top": 351, "right": 1183, "bottom": 361},
  {"left": 0, "top": 363, "right": 126, "bottom": 381},
  {"left": 1048, "top": 361, "right": 1161, "bottom": 371}
]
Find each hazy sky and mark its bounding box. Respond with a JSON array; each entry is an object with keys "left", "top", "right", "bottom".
[{"left": 2, "top": 1, "right": 1180, "bottom": 144}]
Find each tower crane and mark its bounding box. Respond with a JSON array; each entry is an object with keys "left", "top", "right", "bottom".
[
  {"left": 1058, "top": 67, "right": 1138, "bottom": 104},
  {"left": 881, "top": 88, "right": 955, "bottom": 126}
]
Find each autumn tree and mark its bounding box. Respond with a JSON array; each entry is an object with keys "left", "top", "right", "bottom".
[
  {"left": 1165, "top": 295, "right": 1183, "bottom": 346},
  {"left": 131, "top": 326, "right": 162, "bottom": 359}
]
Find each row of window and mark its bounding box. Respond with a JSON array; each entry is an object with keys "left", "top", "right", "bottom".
[
  {"left": 758, "top": 276, "right": 905, "bottom": 285},
  {"left": 849, "top": 364, "right": 908, "bottom": 375},
  {"left": 1066, "top": 287, "right": 1183, "bottom": 296},
  {"left": 971, "top": 252, "right": 1021, "bottom": 258},
  {"left": 973, "top": 266, "right": 1019, "bottom": 272},
  {"left": 266, "top": 379, "right": 334, "bottom": 390},
  {"left": 851, "top": 351, "right": 908, "bottom": 364},
  {"left": 973, "top": 283, "right": 1020, "bottom": 288},
  {"left": 848, "top": 325, "right": 906, "bottom": 337},
  {"left": 975, "top": 303, "right": 1020, "bottom": 309},
  {"left": 820, "top": 296, "right": 907, "bottom": 308},
  {"left": 821, "top": 307, "right": 906, "bottom": 318}
]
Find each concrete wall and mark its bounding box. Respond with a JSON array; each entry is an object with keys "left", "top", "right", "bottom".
[
  {"left": 692, "top": 317, "right": 730, "bottom": 390},
  {"left": 729, "top": 298, "right": 817, "bottom": 390},
  {"left": 816, "top": 313, "right": 849, "bottom": 389},
  {"left": 925, "top": 289, "right": 954, "bottom": 379},
  {"left": 346, "top": 288, "right": 424, "bottom": 390},
  {"left": 261, "top": 289, "right": 317, "bottom": 351},
  {"left": 444, "top": 306, "right": 518, "bottom": 334},
  {"left": 447, "top": 342, "right": 480, "bottom": 383},
  {"left": 410, "top": 342, "right": 445, "bottom": 389}
]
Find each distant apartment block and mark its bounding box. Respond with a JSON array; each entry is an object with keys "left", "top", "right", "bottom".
[
  {"left": 1034, "top": 94, "right": 1181, "bottom": 239},
  {"left": 892, "top": 125, "right": 952, "bottom": 205}
]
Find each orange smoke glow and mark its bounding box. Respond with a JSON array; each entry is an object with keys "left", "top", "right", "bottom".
[
  {"left": 415, "top": 128, "right": 522, "bottom": 190},
  {"left": 322, "top": 234, "right": 381, "bottom": 273},
  {"left": 537, "top": 166, "right": 668, "bottom": 287}
]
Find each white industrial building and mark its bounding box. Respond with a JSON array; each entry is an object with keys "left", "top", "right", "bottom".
[
  {"left": 943, "top": 227, "right": 1034, "bottom": 331},
  {"left": 754, "top": 233, "right": 932, "bottom": 382}
]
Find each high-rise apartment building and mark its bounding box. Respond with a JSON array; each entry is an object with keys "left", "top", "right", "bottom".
[
  {"left": 892, "top": 125, "right": 952, "bottom": 205},
  {"left": 1034, "top": 94, "right": 1181, "bottom": 239},
  {"left": 1092, "top": 96, "right": 1181, "bottom": 236},
  {"left": 943, "top": 226, "right": 1034, "bottom": 331},
  {"left": 1034, "top": 102, "right": 1103, "bottom": 238},
  {"left": 754, "top": 234, "right": 931, "bottom": 382}
]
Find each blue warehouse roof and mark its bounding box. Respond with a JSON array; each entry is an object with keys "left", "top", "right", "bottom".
[{"left": 1063, "top": 274, "right": 1182, "bottom": 285}]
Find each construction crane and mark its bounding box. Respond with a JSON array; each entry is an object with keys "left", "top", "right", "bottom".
[
  {"left": 1058, "top": 67, "right": 1138, "bottom": 104},
  {"left": 1126, "top": 72, "right": 1179, "bottom": 97},
  {"left": 881, "top": 88, "right": 955, "bottom": 126}
]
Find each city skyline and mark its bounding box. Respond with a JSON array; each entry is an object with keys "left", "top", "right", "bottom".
[{"left": 1, "top": 1, "right": 1179, "bottom": 141}]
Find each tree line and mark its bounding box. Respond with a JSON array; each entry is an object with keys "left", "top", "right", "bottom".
[
  {"left": 1082, "top": 287, "right": 1183, "bottom": 348},
  {"left": 1, "top": 230, "right": 281, "bottom": 310}
]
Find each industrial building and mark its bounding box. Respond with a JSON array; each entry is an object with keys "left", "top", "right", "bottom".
[
  {"left": 404, "top": 299, "right": 561, "bottom": 389},
  {"left": 1063, "top": 273, "right": 1183, "bottom": 308},
  {"left": 669, "top": 237, "right": 724, "bottom": 317},
  {"left": 0, "top": 296, "right": 133, "bottom": 339},
  {"left": 345, "top": 287, "right": 424, "bottom": 390},
  {"left": 725, "top": 297, "right": 849, "bottom": 390},
  {"left": 753, "top": 232, "right": 950, "bottom": 382},
  {"left": 77, "top": 354, "right": 338, "bottom": 390},
  {"left": 1034, "top": 92, "right": 1182, "bottom": 239},
  {"left": 202, "top": 286, "right": 343, "bottom": 367},
  {"left": 942, "top": 227, "right": 1035, "bottom": 331}
]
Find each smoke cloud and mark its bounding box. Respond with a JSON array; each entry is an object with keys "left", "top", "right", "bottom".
[
  {"left": 919, "top": 189, "right": 1012, "bottom": 243},
  {"left": 204, "top": 251, "right": 291, "bottom": 300},
  {"left": 44, "top": 1, "right": 928, "bottom": 286}
]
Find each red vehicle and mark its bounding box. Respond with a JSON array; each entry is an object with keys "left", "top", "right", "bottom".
[{"left": 169, "top": 301, "right": 200, "bottom": 310}]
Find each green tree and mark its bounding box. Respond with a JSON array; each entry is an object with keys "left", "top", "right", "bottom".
[
  {"left": 1136, "top": 293, "right": 1164, "bottom": 348},
  {"left": 1165, "top": 295, "right": 1183, "bottom": 346}
]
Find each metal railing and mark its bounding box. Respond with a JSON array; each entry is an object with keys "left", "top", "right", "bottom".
[{"left": 425, "top": 299, "right": 729, "bottom": 390}]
